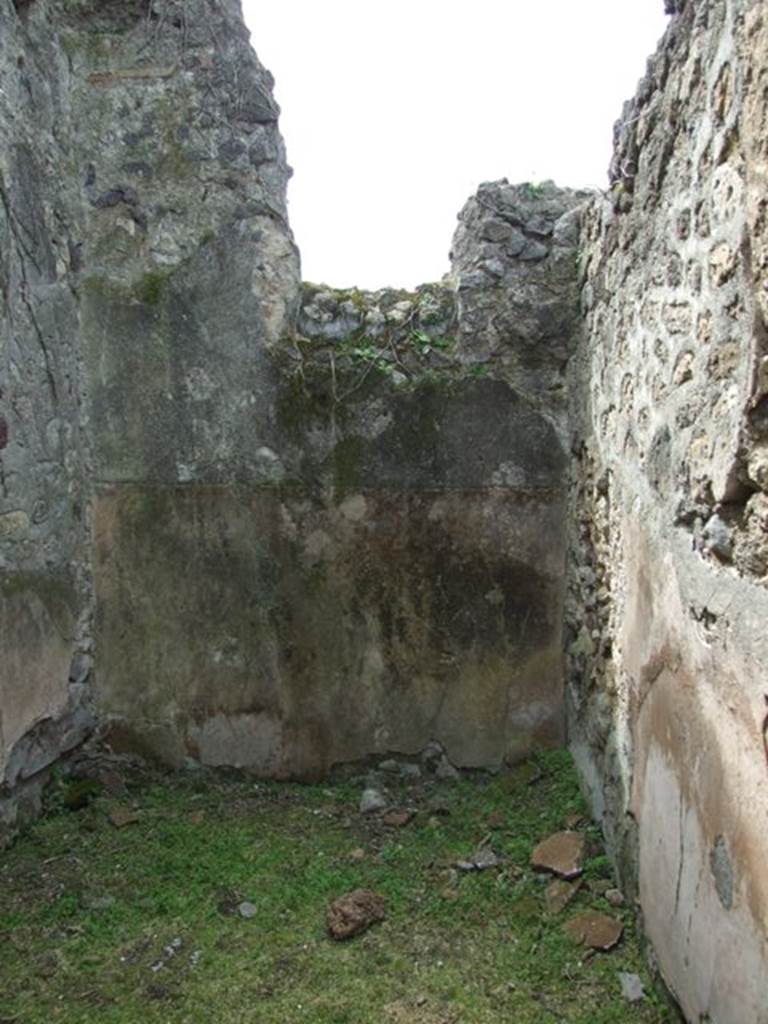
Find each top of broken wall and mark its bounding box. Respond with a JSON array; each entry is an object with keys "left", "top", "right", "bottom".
[{"left": 292, "top": 179, "right": 589, "bottom": 445}]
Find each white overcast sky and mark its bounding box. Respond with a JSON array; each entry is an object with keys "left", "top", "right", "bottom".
[{"left": 242, "top": 2, "right": 669, "bottom": 289}]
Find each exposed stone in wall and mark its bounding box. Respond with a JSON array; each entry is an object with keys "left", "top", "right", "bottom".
[
  {"left": 297, "top": 281, "right": 458, "bottom": 387},
  {"left": 451, "top": 181, "right": 588, "bottom": 442},
  {"left": 571, "top": 1, "right": 768, "bottom": 1018}
]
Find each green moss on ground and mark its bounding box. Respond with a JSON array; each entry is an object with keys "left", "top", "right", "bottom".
[{"left": 0, "top": 751, "right": 670, "bottom": 1023}]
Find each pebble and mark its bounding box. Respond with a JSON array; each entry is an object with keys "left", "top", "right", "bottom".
[
  {"left": 544, "top": 878, "right": 581, "bottom": 914},
  {"left": 426, "top": 796, "right": 451, "bottom": 816},
  {"left": 327, "top": 889, "right": 386, "bottom": 941},
  {"left": 473, "top": 847, "right": 500, "bottom": 870},
  {"left": 421, "top": 741, "right": 445, "bottom": 769},
  {"left": 619, "top": 972, "right": 645, "bottom": 1003},
  {"left": 435, "top": 757, "right": 460, "bottom": 782},
  {"left": 563, "top": 911, "right": 623, "bottom": 951},
  {"left": 588, "top": 878, "right": 613, "bottom": 896},
  {"left": 359, "top": 787, "right": 387, "bottom": 814}
]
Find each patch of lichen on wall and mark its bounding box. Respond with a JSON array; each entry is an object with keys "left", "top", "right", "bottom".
[
  {"left": 80, "top": 271, "right": 167, "bottom": 310},
  {"left": 135, "top": 268, "right": 172, "bottom": 306}
]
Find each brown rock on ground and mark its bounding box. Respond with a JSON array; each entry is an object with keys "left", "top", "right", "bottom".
[
  {"left": 563, "top": 911, "right": 624, "bottom": 951},
  {"left": 108, "top": 805, "right": 140, "bottom": 828},
  {"left": 327, "top": 889, "right": 386, "bottom": 941},
  {"left": 530, "top": 830, "right": 584, "bottom": 879},
  {"left": 383, "top": 809, "right": 416, "bottom": 828},
  {"left": 544, "top": 877, "right": 582, "bottom": 914},
  {"left": 564, "top": 812, "right": 585, "bottom": 829}
]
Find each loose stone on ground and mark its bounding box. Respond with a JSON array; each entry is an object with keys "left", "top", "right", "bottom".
[
  {"left": 108, "top": 805, "right": 140, "bottom": 828},
  {"left": 563, "top": 911, "right": 624, "bottom": 951},
  {"left": 620, "top": 972, "right": 646, "bottom": 1003},
  {"left": 360, "top": 788, "right": 388, "bottom": 814},
  {"left": 327, "top": 889, "right": 386, "bottom": 941},
  {"left": 544, "top": 878, "right": 582, "bottom": 914},
  {"left": 530, "top": 831, "right": 585, "bottom": 879}
]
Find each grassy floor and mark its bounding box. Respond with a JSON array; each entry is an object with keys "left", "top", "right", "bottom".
[{"left": 0, "top": 751, "right": 671, "bottom": 1023}]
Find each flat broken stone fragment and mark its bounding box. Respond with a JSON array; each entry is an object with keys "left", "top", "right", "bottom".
[
  {"left": 456, "top": 847, "right": 501, "bottom": 872},
  {"left": 530, "top": 830, "right": 585, "bottom": 879},
  {"left": 327, "top": 889, "right": 386, "bottom": 941},
  {"left": 563, "top": 911, "right": 623, "bottom": 951},
  {"left": 383, "top": 809, "right": 416, "bottom": 828},
  {"left": 544, "top": 877, "right": 582, "bottom": 914},
  {"left": 108, "top": 805, "right": 139, "bottom": 828}
]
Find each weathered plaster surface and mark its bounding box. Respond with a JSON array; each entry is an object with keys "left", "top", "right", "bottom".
[
  {"left": 95, "top": 376, "right": 569, "bottom": 775},
  {"left": 570, "top": 1, "right": 768, "bottom": 1018},
  {"left": 86, "top": 167, "right": 583, "bottom": 774}
]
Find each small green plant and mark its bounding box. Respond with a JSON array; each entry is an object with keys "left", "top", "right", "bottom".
[
  {"left": 521, "top": 181, "right": 548, "bottom": 199},
  {"left": 348, "top": 341, "right": 396, "bottom": 377},
  {"left": 410, "top": 330, "right": 452, "bottom": 356}
]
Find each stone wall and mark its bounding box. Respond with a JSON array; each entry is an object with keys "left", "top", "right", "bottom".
[
  {"left": 96, "top": 181, "right": 584, "bottom": 776},
  {"left": 0, "top": 0, "right": 299, "bottom": 840},
  {"left": 5, "top": 2, "right": 767, "bottom": 1016},
  {"left": 0, "top": 0, "right": 94, "bottom": 841},
  {"left": 1, "top": 0, "right": 583, "bottom": 822},
  {"left": 570, "top": 0, "right": 768, "bottom": 1018}
]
